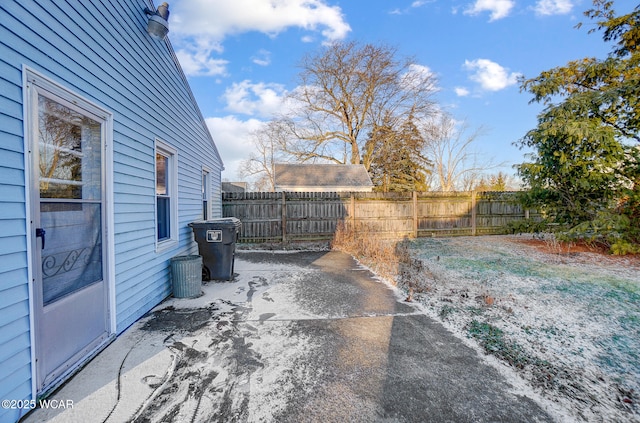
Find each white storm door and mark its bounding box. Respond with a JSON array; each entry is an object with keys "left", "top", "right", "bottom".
[{"left": 28, "top": 78, "right": 111, "bottom": 393}]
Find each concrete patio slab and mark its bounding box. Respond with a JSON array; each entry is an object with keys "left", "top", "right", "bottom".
[{"left": 21, "top": 250, "right": 558, "bottom": 423}]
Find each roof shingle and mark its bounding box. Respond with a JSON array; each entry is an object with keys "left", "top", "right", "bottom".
[{"left": 274, "top": 164, "right": 373, "bottom": 190}]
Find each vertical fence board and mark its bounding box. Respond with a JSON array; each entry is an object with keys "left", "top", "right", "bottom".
[{"left": 222, "top": 191, "right": 530, "bottom": 242}]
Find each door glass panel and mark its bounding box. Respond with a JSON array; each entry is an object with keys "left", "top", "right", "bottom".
[
  {"left": 40, "top": 203, "right": 103, "bottom": 305},
  {"left": 38, "top": 95, "right": 103, "bottom": 305},
  {"left": 38, "top": 95, "right": 102, "bottom": 200}
]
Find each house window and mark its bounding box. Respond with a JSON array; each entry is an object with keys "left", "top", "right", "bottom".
[
  {"left": 202, "top": 170, "right": 210, "bottom": 220},
  {"left": 155, "top": 141, "right": 177, "bottom": 247}
]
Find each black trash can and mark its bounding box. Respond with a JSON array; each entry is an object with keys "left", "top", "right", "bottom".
[{"left": 189, "top": 218, "right": 241, "bottom": 281}]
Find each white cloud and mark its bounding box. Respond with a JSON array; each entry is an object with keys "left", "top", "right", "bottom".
[
  {"left": 464, "top": 0, "right": 515, "bottom": 21},
  {"left": 175, "top": 49, "right": 228, "bottom": 76},
  {"left": 206, "top": 116, "right": 266, "bottom": 179},
  {"left": 401, "top": 64, "right": 438, "bottom": 92},
  {"left": 174, "top": 38, "right": 227, "bottom": 76},
  {"left": 170, "top": 0, "right": 350, "bottom": 76},
  {"left": 390, "top": 1, "right": 433, "bottom": 15},
  {"left": 534, "top": 0, "right": 573, "bottom": 16},
  {"left": 454, "top": 87, "right": 470, "bottom": 97},
  {"left": 222, "top": 80, "right": 288, "bottom": 117},
  {"left": 171, "top": 0, "right": 350, "bottom": 42},
  {"left": 463, "top": 59, "right": 521, "bottom": 91},
  {"left": 252, "top": 49, "right": 272, "bottom": 67},
  {"left": 409, "top": 64, "right": 434, "bottom": 77}
]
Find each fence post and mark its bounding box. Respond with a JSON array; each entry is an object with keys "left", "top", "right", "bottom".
[
  {"left": 219, "top": 191, "right": 528, "bottom": 242},
  {"left": 281, "top": 192, "right": 287, "bottom": 242},
  {"left": 350, "top": 193, "right": 355, "bottom": 229},
  {"left": 413, "top": 191, "right": 418, "bottom": 238},
  {"left": 471, "top": 190, "right": 477, "bottom": 236}
]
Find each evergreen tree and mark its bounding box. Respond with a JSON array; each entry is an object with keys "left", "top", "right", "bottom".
[
  {"left": 516, "top": 0, "right": 640, "bottom": 251},
  {"left": 368, "top": 113, "right": 431, "bottom": 192}
]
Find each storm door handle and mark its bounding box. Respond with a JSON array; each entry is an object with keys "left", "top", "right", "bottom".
[{"left": 36, "top": 228, "right": 46, "bottom": 249}]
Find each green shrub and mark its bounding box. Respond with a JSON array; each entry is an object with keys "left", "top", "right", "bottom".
[
  {"left": 557, "top": 211, "right": 640, "bottom": 255},
  {"left": 610, "top": 241, "right": 640, "bottom": 255}
]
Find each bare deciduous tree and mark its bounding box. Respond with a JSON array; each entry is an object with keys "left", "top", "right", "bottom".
[
  {"left": 420, "top": 114, "right": 500, "bottom": 191},
  {"left": 279, "top": 41, "right": 438, "bottom": 169},
  {"left": 238, "top": 120, "right": 291, "bottom": 191}
]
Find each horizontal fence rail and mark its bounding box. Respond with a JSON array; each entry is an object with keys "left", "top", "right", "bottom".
[{"left": 222, "top": 191, "right": 538, "bottom": 243}]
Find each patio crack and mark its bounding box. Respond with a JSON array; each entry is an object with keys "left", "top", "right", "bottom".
[{"left": 230, "top": 311, "right": 424, "bottom": 324}]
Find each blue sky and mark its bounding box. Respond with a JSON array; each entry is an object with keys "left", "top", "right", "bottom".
[{"left": 165, "top": 0, "right": 621, "bottom": 184}]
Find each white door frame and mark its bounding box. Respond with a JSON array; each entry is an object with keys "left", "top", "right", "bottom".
[{"left": 22, "top": 66, "right": 116, "bottom": 397}]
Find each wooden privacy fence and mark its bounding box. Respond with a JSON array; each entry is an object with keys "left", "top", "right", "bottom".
[{"left": 222, "top": 191, "right": 536, "bottom": 243}]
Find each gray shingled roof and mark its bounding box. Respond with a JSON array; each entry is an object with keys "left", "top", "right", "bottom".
[
  {"left": 275, "top": 164, "right": 373, "bottom": 188},
  {"left": 222, "top": 182, "right": 247, "bottom": 192}
]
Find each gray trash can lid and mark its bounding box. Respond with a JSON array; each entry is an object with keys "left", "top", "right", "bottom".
[
  {"left": 171, "top": 254, "right": 202, "bottom": 262},
  {"left": 189, "top": 217, "right": 241, "bottom": 229}
]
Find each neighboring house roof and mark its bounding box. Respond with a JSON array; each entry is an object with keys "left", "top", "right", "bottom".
[
  {"left": 222, "top": 182, "right": 248, "bottom": 192},
  {"left": 274, "top": 164, "right": 373, "bottom": 191}
]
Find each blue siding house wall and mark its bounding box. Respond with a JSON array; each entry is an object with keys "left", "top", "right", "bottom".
[{"left": 0, "top": 1, "right": 223, "bottom": 422}]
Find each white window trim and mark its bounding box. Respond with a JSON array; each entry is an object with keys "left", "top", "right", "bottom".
[
  {"left": 202, "top": 166, "right": 211, "bottom": 220},
  {"left": 155, "top": 139, "right": 178, "bottom": 251}
]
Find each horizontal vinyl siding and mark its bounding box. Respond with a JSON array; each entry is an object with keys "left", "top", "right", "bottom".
[
  {"left": 0, "top": 0, "right": 222, "bottom": 415},
  {"left": 0, "top": 7, "right": 32, "bottom": 417},
  {"left": 2, "top": 0, "right": 220, "bottom": 334},
  {"left": 0, "top": 83, "right": 22, "bottom": 118},
  {"left": 0, "top": 253, "right": 28, "bottom": 276}
]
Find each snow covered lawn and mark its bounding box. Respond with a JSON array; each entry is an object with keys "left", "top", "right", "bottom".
[{"left": 399, "top": 235, "right": 639, "bottom": 422}]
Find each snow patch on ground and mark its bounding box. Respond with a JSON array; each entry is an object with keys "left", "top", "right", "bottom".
[
  {"left": 394, "top": 235, "right": 640, "bottom": 423},
  {"left": 133, "top": 253, "right": 325, "bottom": 422},
  {"left": 246, "top": 323, "right": 317, "bottom": 421}
]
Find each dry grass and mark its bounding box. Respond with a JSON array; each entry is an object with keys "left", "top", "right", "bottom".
[
  {"left": 331, "top": 221, "right": 400, "bottom": 282},
  {"left": 330, "top": 221, "right": 433, "bottom": 297}
]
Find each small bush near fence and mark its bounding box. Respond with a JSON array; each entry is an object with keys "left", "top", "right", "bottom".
[
  {"left": 331, "top": 221, "right": 401, "bottom": 281},
  {"left": 330, "top": 221, "right": 431, "bottom": 298}
]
